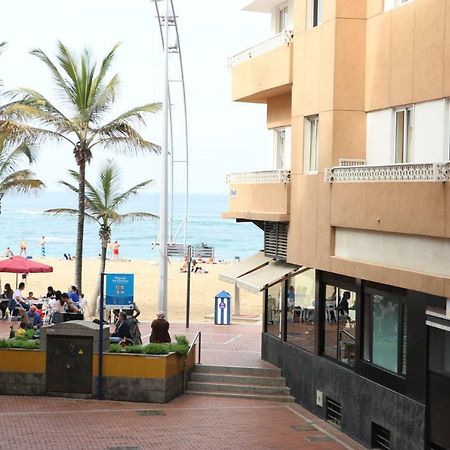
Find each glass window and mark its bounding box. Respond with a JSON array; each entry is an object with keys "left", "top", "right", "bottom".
[
  {"left": 305, "top": 116, "right": 319, "bottom": 173},
  {"left": 429, "top": 328, "right": 450, "bottom": 377},
  {"left": 286, "top": 269, "right": 316, "bottom": 352},
  {"left": 308, "top": 0, "right": 322, "bottom": 28},
  {"left": 394, "top": 107, "right": 413, "bottom": 163},
  {"left": 278, "top": 5, "right": 288, "bottom": 32},
  {"left": 322, "top": 285, "right": 357, "bottom": 367},
  {"left": 266, "top": 282, "right": 285, "bottom": 338},
  {"left": 364, "top": 290, "right": 407, "bottom": 375}
]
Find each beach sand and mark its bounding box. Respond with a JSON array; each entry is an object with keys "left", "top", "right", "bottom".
[{"left": 0, "top": 257, "right": 262, "bottom": 322}]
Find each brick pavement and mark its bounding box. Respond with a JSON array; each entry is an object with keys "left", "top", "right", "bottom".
[{"left": 0, "top": 395, "right": 364, "bottom": 450}]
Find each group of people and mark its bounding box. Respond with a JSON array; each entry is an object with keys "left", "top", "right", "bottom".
[
  {"left": 109, "top": 307, "right": 171, "bottom": 346},
  {"left": 3, "top": 237, "right": 47, "bottom": 259},
  {"left": 179, "top": 257, "right": 209, "bottom": 274}
]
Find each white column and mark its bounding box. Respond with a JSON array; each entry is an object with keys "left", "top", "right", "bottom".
[{"left": 158, "top": 0, "right": 170, "bottom": 316}]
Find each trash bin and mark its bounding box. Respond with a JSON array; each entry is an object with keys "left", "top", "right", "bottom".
[{"left": 214, "top": 290, "right": 231, "bottom": 325}]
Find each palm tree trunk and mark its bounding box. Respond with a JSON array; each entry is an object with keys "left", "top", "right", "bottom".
[{"left": 75, "top": 158, "right": 86, "bottom": 293}]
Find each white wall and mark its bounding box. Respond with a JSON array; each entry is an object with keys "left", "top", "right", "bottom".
[
  {"left": 335, "top": 228, "right": 450, "bottom": 278},
  {"left": 366, "top": 109, "right": 393, "bottom": 165},
  {"left": 413, "top": 99, "right": 448, "bottom": 163}
]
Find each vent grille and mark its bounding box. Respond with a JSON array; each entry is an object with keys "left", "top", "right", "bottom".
[
  {"left": 372, "top": 423, "right": 391, "bottom": 450},
  {"left": 264, "top": 222, "right": 288, "bottom": 260},
  {"left": 325, "top": 398, "right": 342, "bottom": 427}
]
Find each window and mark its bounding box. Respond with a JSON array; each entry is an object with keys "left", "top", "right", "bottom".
[
  {"left": 384, "top": 0, "right": 413, "bottom": 12},
  {"left": 394, "top": 107, "right": 413, "bottom": 163},
  {"left": 277, "top": 4, "right": 288, "bottom": 33},
  {"left": 307, "top": 0, "right": 322, "bottom": 28},
  {"left": 364, "top": 289, "right": 407, "bottom": 375},
  {"left": 273, "top": 127, "right": 291, "bottom": 170},
  {"left": 286, "top": 269, "right": 316, "bottom": 353},
  {"left": 323, "top": 285, "right": 357, "bottom": 367},
  {"left": 305, "top": 116, "right": 319, "bottom": 173}
]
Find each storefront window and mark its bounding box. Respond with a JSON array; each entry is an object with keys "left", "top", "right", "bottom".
[
  {"left": 286, "top": 269, "right": 316, "bottom": 352},
  {"left": 364, "top": 290, "right": 407, "bottom": 375},
  {"left": 266, "top": 283, "right": 284, "bottom": 338},
  {"left": 323, "top": 285, "right": 357, "bottom": 366}
]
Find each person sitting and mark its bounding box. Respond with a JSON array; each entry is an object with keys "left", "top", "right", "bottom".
[
  {"left": 67, "top": 285, "right": 80, "bottom": 304},
  {"left": 27, "top": 292, "right": 37, "bottom": 301},
  {"left": 150, "top": 311, "right": 171, "bottom": 343},
  {"left": 26, "top": 305, "right": 42, "bottom": 329},
  {"left": 1, "top": 283, "right": 13, "bottom": 319},
  {"left": 46, "top": 286, "right": 55, "bottom": 299},
  {"left": 110, "top": 311, "right": 133, "bottom": 344},
  {"left": 13, "top": 282, "right": 29, "bottom": 311},
  {"left": 62, "top": 293, "right": 81, "bottom": 314},
  {"left": 337, "top": 291, "right": 351, "bottom": 320}
]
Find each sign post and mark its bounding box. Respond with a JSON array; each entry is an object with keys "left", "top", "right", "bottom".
[
  {"left": 186, "top": 245, "right": 192, "bottom": 328},
  {"left": 98, "top": 273, "right": 135, "bottom": 400}
]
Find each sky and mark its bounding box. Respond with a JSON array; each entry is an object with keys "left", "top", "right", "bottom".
[{"left": 0, "top": 0, "right": 272, "bottom": 195}]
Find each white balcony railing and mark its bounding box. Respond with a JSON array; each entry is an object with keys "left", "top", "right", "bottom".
[
  {"left": 228, "top": 30, "right": 294, "bottom": 68},
  {"left": 226, "top": 170, "right": 291, "bottom": 184},
  {"left": 325, "top": 162, "right": 450, "bottom": 183}
]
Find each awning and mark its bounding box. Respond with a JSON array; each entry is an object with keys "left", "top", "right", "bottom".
[
  {"left": 218, "top": 251, "right": 271, "bottom": 284},
  {"left": 236, "top": 260, "right": 301, "bottom": 294}
]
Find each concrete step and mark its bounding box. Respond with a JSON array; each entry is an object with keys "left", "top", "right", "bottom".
[
  {"left": 185, "top": 390, "right": 295, "bottom": 403},
  {"left": 190, "top": 372, "right": 287, "bottom": 387},
  {"left": 195, "top": 364, "right": 282, "bottom": 378},
  {"left": 186, "top": 381, "right": 291, "bottom": 396}
]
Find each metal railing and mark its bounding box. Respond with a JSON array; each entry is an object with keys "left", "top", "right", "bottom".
[
  {"left": 325, "top": 162, "right": 450, "bottom": 183},
  {"left": 183, "top": 330, "right": 201, "bottom": 392},
  {"left": 228, "top": 30, "right": 294, "bottom": 68},
  {"left": 226, "top": 169, "right": 291, "bottom": 184}
]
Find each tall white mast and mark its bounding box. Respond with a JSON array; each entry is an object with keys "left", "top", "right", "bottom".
[{"left": 158, "top": 0, "right": 170, "bottom": 315}]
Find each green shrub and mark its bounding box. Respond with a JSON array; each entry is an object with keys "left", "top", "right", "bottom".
[
  {"left": 175, "top": 335, "right": 189, "bottom": 347},
  {"left": 14, "top": 329, "right": 36, "bottom": 340},
  {"left": 168, "top": 343, "right": 189, "bottom": 357},
  {"left": 107, "top": 336, "right": 190, "bottom": 356},
  {"left": 0, "top": 339, "right": 39, "bottom": 350},
  {"left": 143, "top": 344, "right": 170, "bottom": 355}
]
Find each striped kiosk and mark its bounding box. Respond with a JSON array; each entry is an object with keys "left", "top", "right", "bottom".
[{"left": 214, "top": 290, "right": 231, "bottom": 325}]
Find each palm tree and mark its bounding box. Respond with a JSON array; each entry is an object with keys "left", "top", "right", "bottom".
[
  {"left": 0, "top": 43, "right": 44, "bottom": 209},
  {"left": 0, "top": 41, "right": 161, "bottom": 293},
  {"left": 46, "top": 160, "right": 157, "bottom": 306}
]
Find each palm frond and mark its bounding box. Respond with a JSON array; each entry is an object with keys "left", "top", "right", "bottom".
[
  {"left": 117, "top": 212, "right": 159, "bottom": 223},
  {"left": 0, "top": 143, "right": 37, "bottom": 179},
  {"left": 0, "top": 170, "right": 45, "bottom": 193},
  {"left": 96, "top": 103, "right": 162, "bottom": 131},
  {"left": 45, "top": 208, "right": 99, "bottom": 223},
  {"left": 111, "top": 179, "right": 153, "bottom": 209}
]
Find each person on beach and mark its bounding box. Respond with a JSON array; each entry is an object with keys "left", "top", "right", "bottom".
[
  {"left": 40, "top": 236, "right": 46, "bottom": 258},
  {"left": 4, "top": 247, "right": 13, "bottom": 258},
  {"left": 150, "top": 311, "right": 171, "bottom": 343},
  {"left": 19, "top": 241, "right": 27, "bottom": 257},
  {"left": 112, "top": 241, "right": 120, "bottom": 260}
]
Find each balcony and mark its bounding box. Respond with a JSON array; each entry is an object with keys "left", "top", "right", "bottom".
[
  {"left": 326, "top": 162, "right": 450, "bottom": 238},
  {"left": 229, "top": 30, "right": 293, "bottom": 103},
  {"left": 223, "top": 170, "right": 291, "bottom": 222}
]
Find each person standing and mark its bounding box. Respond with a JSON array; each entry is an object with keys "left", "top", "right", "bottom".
[
  {"left": 40, "top": 236, "right": 46, "bottom": 258},
  {"left": 112, "top": 241, "right": 120, "bottom": 261},
  {"left": 19, "top": 240, "right": 27, "bottom": 257}
]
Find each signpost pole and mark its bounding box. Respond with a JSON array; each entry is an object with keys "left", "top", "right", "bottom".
[
  {"left": 97, "top": 272, "right": 105, "bottom": 400},
  {"left": 186, "top": 245, "right": 192, "bottom": 328}
]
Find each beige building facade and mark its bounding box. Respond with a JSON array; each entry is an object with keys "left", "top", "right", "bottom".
[{"left": 223, "top": 1, "right": 450, "bottom": 449}]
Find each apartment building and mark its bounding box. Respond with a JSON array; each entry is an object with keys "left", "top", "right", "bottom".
[{"left": 220, "top": 1, "right": 450, "bottom": 449}]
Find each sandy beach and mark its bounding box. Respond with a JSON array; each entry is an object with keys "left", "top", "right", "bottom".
[{"left": 0, "top": 257, "right": 262, "bottom": 322}]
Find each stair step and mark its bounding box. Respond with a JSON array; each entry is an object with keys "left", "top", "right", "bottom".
[
  {"left": 187, "top": 381, "right": 291, "bottom": 396},
  {"left": 190, "top": 372, "right": 287, "bottom": 387},
  {"left": 195, "top": 364, "right": 281, "bottom": 378},
  {"left": 185, "top": 390, "right": 295, "bottom": 403}
]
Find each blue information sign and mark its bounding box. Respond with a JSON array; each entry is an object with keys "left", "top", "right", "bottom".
[{"left": 105, "top": 273, "right": 134, "bottom": 309}]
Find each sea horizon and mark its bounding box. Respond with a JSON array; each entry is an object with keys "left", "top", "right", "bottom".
[{"left": 0, "top": 191, "right": 263, "bottom": 261}]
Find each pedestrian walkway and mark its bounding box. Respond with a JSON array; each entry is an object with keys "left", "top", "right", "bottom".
[{"left": 0, "top": 394, "right": 364, "bottom": 449}]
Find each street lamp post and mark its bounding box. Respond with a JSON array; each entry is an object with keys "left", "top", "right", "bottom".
[{"left": 158, "top": 0, "right": 170, "bottom": 316}]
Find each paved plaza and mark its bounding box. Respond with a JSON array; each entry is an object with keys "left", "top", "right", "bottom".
[
  {"left": 0, "top": 395, "right": 363, "bottom": 450},
  {"left": 0, "top": 320, "right": 364, "bottom": 449}
]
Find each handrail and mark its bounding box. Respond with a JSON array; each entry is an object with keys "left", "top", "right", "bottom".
[
  {"left": 339, "top": 329, "right": 356, "bottom": 341},
  {"left": 226, "top": 169, "right": 291, "bottom": 184},
  {"left": 183, "top": 330, "right": 201, "bottom": 392}
]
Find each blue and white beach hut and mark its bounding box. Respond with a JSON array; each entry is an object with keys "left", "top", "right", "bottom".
[{"left": 214, "top": 290, "right": 231, "bottom": 325}]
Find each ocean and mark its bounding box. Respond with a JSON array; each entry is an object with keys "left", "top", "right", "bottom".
[{"left": 0, "top": 192, "right": 263, "bottom": 261}]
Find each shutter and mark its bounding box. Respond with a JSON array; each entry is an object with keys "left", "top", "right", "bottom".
[{"left": 264, "top": 222, "right": 288, "bottom": 260}]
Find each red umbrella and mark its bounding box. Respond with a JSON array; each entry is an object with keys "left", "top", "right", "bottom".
[{"left": 0, "top": 256, "right": 53, "bottom": 274}]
